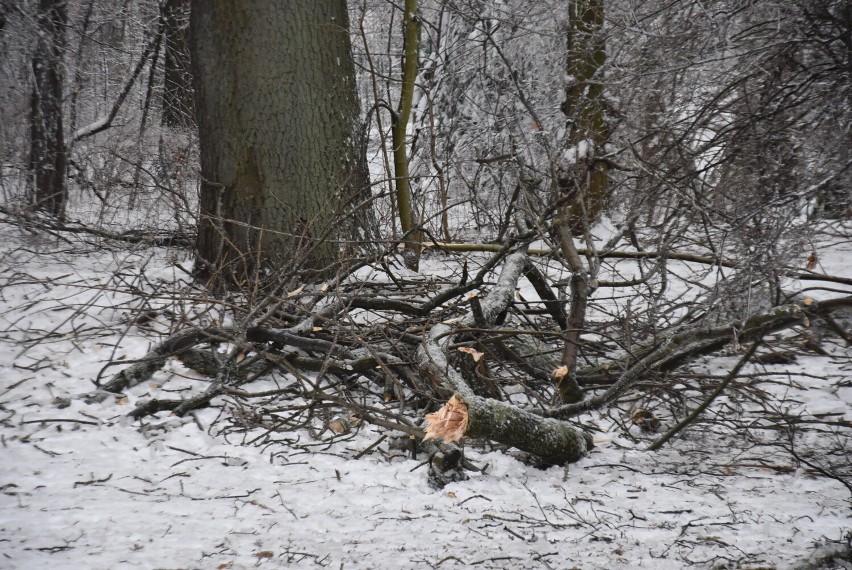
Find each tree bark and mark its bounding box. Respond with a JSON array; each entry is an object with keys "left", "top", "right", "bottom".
[
  {"left": 161, "top": 0, "right": 193, "bottom": 128},
  {"left": 391, "top": 0, "right": 422, "bottom": 269},
  {"left": 190, "top": 0, "right": 371, "bottom": 284},
  {"left": 30, "top": 0, "right": 67, "bottom": 220},
  {"left": 560, "top": 0, "right": 607, "bottom": 230}
]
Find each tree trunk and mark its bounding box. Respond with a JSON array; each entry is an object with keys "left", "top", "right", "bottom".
[
  {"left": 560, "top": 0, "right": 607, "bottom": 231},
  {"left": 30, "top": 0, "right": 67, "bottom": 220},
  {"left": 391, "top": 0, "right": 422, "bottom": 270},
  {"left": 190, "top": 0, "right": 371, "bottom": 284},
  {"left": 161, "top": 0, "right": 193, "bottom": 128}
]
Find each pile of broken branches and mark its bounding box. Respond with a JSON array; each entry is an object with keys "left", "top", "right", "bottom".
[{"left": 82, "top": 226, "right": 852, "bottom": 478}]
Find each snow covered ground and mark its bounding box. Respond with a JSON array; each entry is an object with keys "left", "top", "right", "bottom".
[{"left": 1, "top": 224, "right": 850, "bottom": 569}]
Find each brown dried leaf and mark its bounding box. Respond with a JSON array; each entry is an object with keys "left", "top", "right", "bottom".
[
  {"left": 458, "top": 346, "right": 484, "bottom": 362},
  {"left": 424, "top": 396, "right": 469, "bottom": 443},
  {"left": 806, "top": 252, "right": 818, "bottom": 271},
  {"left": 631, "top": 408, "right": 661, "bottom": 432}
]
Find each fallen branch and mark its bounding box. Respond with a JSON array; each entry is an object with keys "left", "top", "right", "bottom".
[
  {"left": 422, "top": 241, "right": 738, "bottom": 268},
  {"left": 87, "top": 327, "right": 231, "bottom": 403},
  {"left": 549, "top": 302, "right": 812, "bottom": 419},
  {"left": 647, "top": 338, "right": 763, "bottom": 451},
  {"left": 417, "top": 249, "right": 591, "bottom": 464}
]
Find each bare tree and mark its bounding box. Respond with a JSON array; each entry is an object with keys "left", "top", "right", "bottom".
[
  {"left": 161, "top": 0, "right": 193, "bottom": 128},
  {"left": 30, "top": 0, "right": 68, "bottom": 220},
  {"left": 3, "top": 0, "right": 850, "bottom": 483}
]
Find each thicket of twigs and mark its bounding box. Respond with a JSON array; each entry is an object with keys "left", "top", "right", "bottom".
[{"left": 1, "top": 0, "right": 850, "bottom": 492}]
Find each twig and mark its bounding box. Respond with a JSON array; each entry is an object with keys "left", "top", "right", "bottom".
[
  {"left": 21, "top": 418, "right": 99, "bottom": 426},
  {"left": 647, "top": 338, "right": 763, "bottom": 451}
]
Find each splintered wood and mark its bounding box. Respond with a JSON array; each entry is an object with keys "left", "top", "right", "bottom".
[{"left": 423, "top": 396, "right": 469, "bottom": 443}]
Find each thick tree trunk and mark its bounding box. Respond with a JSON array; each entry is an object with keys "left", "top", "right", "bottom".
[
  {"left": 161, "top": 0, "right": 193, "bottom": 128},
  {"left": 30, "top": 0, "right": 67, "bottom": 220},
  {"left": 190, "top": 0, "right": 371, "bottom": 284}
]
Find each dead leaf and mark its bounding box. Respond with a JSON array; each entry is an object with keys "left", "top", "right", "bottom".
[
  {"left": 458, "top": 346, "right": 484, "bottom": 362},
  {"left": 249, "top": 499, "right": 271, "bottom": 510},
  {"left": 802, "top": 297, "right": 814, "bottom": 306},
  {"left": 255, "top": 551, "right": 274, "bottom": 559},
  {"left": 631, "top": 408, "right": 660, "bottom": 432},
  {"left": 446, "top": 491, "right": 457, "bottom": 499},
  {"left": 286, "top": 285, "right": 305, "bottom": 297},
  {"left": 806, "top": 252, "right": 818, "bottom": 271}
]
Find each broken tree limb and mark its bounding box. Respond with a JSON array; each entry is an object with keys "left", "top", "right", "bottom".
[
  {"left": 425, "top": 393, "right": 592, "bottom": 465},
  {"left": 417, "top": 249, "right": 591, "bottom": 464},
  {"left": 418, "top": 336, "right": 591, "bottom": 464},
  {"left": 552, "top": 200, "right": 593, "bottom": 404},
  {"left": 86, "top": 327, "right": 232, "bottom": 403},
  {"left": 549, "top": 302, "right": 811, "bottom": 420}
]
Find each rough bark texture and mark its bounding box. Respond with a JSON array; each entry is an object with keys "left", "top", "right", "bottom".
[
  {"left": 30, "top": 0, "right": 67, "bottom": 220},
  {"left": 561, "top": 0, "right": 607, "bottom": 229},
  {"left": 161, "top": 0, "right": 193, "bottom": 128},
  {"left": 191, "top": 0, "right": 370, "bottom": 283},
  {"left": 418, "top": 324, "right": 591, "bottom": 465},
  {"left": 460, "top": 393, "right": 591, "bottom": 465}
]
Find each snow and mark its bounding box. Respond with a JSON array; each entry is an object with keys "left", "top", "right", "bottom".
[
  {"left": 1, "top": 224, "right": 850, "bottom": 569},
  {"left": 563, "top": 139, "right": 595, "bottom": 164},
  {"left": 73, "top": 117, "right": 110, "bottom": 141}
]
